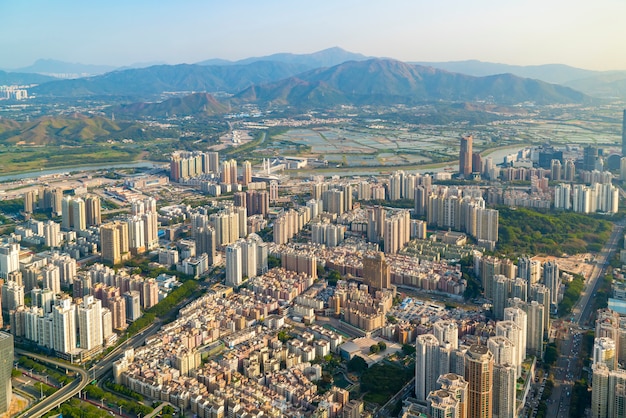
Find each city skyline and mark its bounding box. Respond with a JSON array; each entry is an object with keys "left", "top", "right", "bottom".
[{"left": 2, "top": 0, "right": 626, "bottom": 71}]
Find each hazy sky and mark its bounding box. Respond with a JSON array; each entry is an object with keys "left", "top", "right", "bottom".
[{"left": 2, "top": 0, "right": 626, "bottom": 71}]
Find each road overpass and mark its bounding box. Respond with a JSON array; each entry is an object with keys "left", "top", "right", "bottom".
[{"left": 15, "top": 349, "right": 89, "bottom": 418}]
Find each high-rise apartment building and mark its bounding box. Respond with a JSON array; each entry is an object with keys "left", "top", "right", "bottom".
[
  {"left": 100, "top": 221, "right": 130, "bottom": 265},
  {"left": 225, "top": 242, "right": 243, "bottom": 287},
  {"left": 52, "top": 296, "right": 76, "bottom": 354},
  {"left": 85, "top": 195, "right": 101, "bottom": 226},
  {"left": 242, "top": 160, "right": 252, "bottom": 186},
  {"left": 465, "top": 344, "right": 493, "bottom": 418},
  {"left": 124, "top": 291, "right": 141, "bottom": 322},
  {"left": 492, "top": 363, "right": 516, "bottom": 418},
  {"left": 416, "top": 334, "right": 441, "bottom": 402},
  {"left": 362, "top": 251, "right": 390, "bottom": 291},
  {"left": 0, "top": 332, "right": 13, "bottom": 414},
  {"left": 0, "top": 243, "right": 20, "bottom": 280},
  {"left": 78, "top": 295, "right": 103, "bottom": 351}
]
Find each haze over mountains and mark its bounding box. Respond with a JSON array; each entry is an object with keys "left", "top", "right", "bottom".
[{"left": 4, "top": 47, "right": 626, "bottom": 116}]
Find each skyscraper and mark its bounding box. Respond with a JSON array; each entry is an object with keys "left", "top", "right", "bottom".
[
  {"left": 225, "top": 242, "right": 243, "bottom": 287},
  {"left": 78, "top": 295, "right": 103, "bottom": 351},
  {"left": 85, "top": 195, "right": 102, "bottom": 227},
  {"left": 460, "top": 135, "right": 473, "bottom": 178},
  {"left": 416, "top": 334, "right": 441, "bottom": 402},
  {"left": 0, "top": 332, "right": 13, "bottom": 414},
  {"left": 622, "top": 109, "right": 626, "bottom": 156},
  {"left": 100, "top": 221, "right": 130, "bottom": 265},
  {"left": 362, "top": 251, "right": 390, "bottom": 291},
  {"left": 465, "top": 345, "right": 493, "bottom": 418}
]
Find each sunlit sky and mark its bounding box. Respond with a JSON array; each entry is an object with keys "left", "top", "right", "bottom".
[{"left": 2, "top": 0, "right": 626, "bottom": 71}]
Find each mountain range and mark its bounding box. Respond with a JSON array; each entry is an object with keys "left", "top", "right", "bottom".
[
  {"left": 112, "top": 93, "right": 227, "bottom": 118},
  {"left": 5, "top": 47, "right": 626, "bottom": 115},
  {"left": 0, "top": 114, "right": 154, "bottom": 145}
]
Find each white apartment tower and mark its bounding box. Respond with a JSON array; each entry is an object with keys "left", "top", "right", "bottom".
[{"left": 78, "top": 295, "right": 103, "bottom": 351}]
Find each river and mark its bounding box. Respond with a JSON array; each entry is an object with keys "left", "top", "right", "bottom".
[{"left": 0, "top": 161, "right": 162, "bottom": 183}]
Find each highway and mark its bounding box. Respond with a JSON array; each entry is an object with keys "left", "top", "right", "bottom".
[
  {"left": 544, "top": 219, "right": 625, "bottom": 418},
  {"left": 15, "top": 349, "right": 89, "bottom": 418}
]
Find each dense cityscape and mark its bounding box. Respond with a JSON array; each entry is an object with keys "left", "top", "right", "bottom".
[
  {"left": 2, "top": 2, "right": 626, "bottom": 415},
  {"left": 0, "top": 109, "right": 623, "bottom": 417}
]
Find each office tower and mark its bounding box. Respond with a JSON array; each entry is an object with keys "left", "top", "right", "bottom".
[
  {"left": 52, "top": 296, "right": 76, "bottom": 354},
  {"left": 594, "top": 337, "right": 617, "bottom": 370},
  {"left": 362, "top": 251, "right": 390, "bottom": 291},
  {"left": 472, "top": 152, "right": 483, "bottom": 175},
  {"left": 584, "top": 146, "right": 599, "bottom": 172},
  {"left": 100, "top": 221, "right": 130, "bottom": 265},
  {"left": 433, "top": 320, "right": 459, "bottom": 350},
  {"left": 124, "top": 291, "right": 141, "bottom": 322},
  {"left": 225, "top": 242, "right": 243, "bottom": 287},
  {"left": 242, "top": 160, "right": 252, "bottom": 186},
  {"left": 78, "top": 295, "right": 103, "bottom": 351},
  {"left": 85, "top": 195, "right": 101, "bottom": 226},
  {"left": 0, "top": 242, "right": 20, "bottom": 280},
  {"left": 416, "top": 334, "right": 441, "bottom": 402},
  {"left": 0, "top": 332, "right": 13, "bottom": 414},
  {"left": 42, "top": 263, "right": 61, "bottom": 295},
  {"left": 459, "top": 135, "right": 473, "bottom": 177},
  {"left": 438, "top": 373, "right": 468, "bottom": 418},
  {"left": 550, "top": 159, "right": 562, "bottom": 181},
  {"left": 465, "top": 345, "right": 493, "bottom": 418},
  {"left": 492, "top": 364, "right": 516, "bottom": 418},
  {"left": 622, "top": 110, "right": 626, "bottom": 156}
]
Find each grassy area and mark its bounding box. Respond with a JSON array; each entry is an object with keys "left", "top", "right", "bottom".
[
  {"left": 497, "top": 207, "right": 612, "bottom": 256},
  {"left": 0, "top": 145, "right": 140, "bottom": 175},
  {"left": 359, "top": 363, "right": 413, "bottom": 405},
  {"left": 558, "top": 275, "right": 585, "bottom": 317}
]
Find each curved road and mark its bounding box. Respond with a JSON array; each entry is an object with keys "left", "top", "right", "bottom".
[{"left": 15, "top": 349, "right": 89, "bottom": 418}]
